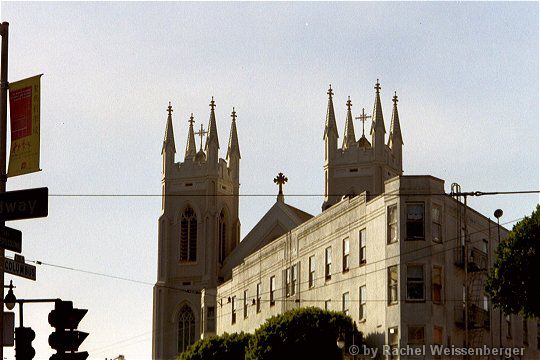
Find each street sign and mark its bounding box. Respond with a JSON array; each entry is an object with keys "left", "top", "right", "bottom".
[
  {"left": 0, "top": 226, "right": 22, "bottom": 253},
  {"left": 1, "top": 256, "right": 36, "bottom": 281},
  {"left": 0, "top": 187, "right": 48, "bottom": 221}
]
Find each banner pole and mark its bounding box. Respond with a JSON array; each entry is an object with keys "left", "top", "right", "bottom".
[{"left": 0, "top": 21, "right": 9, "bottom": 359}]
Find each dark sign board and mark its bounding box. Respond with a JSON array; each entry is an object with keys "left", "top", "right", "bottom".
[
  {"left": 0, "top": 187, "right": 48, "bottom": 221},
  {"left": 0, "top": 227, "right": 22, "bottom": 253}
]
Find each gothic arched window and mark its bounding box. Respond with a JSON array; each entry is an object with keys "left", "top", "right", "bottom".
[
  {"left": 219, "top": 210, "right": 227, "bottom": 264},
  {"left": 177, "top": 305, "right": 195, "bottom": 353},
  {"left": 180, "top": 207, "right": 197, "bottom": 261}
]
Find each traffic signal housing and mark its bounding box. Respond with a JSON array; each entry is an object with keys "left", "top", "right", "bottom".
[
  {"left": 48, "top": 300, "right": 89, "bottom": 360},
  {"left": 15, "top": 326, "right": 36, "bottom": 360}
]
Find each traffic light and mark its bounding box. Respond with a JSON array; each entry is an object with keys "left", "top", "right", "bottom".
[
  {"left": 15, "top": 326, "right": 36, "bottom": 360},
  {"left": 48, "top": 300, "right": 89, "bottom": 360}
]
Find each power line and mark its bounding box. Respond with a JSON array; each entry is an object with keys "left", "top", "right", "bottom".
[{"left": 45, "top": 190, "right": 539, "bottom": 197}]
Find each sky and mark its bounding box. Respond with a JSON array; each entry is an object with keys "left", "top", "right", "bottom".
[{"left": 0, "top": 2, "right": 538, "bottom": 359}]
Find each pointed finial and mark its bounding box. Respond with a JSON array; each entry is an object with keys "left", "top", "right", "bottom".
[
  {"left": 231, "top": 107, "right": 237, "bottom": 121},
  {"left": 167, "top": 101, "right": 173, "bottom": 116},
  {"left": 209, "top": 96, "right": 216, "bottom": 110},
  {"left": 195, "top": 124, "right": 208, "bottom": 152},
  {"left": 346, "top": 96, "right": 352, "bottom": 111},
  {"left": 375, "top": 79, "right": 381, "bottom": 94},
  {"left": 393, "top": 91, "right": 398, "bottom": 104},
  {"left": 189, "top": 113, "right": 195, "bottom": 126},
  {"left": 327, "top": 84, "right": 333, "bottom": 98}
]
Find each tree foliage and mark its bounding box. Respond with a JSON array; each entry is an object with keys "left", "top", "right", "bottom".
[
  {"left": 178, "top": 332, "right": 252, "bottom": 360},
  {"left": 486, "top": 204, "right": 540, "bottom": 318},
  {"left": 245, "top": 307, "right": 360, "bottom": 360}
]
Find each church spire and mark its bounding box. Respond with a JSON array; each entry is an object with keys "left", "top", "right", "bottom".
[
  {"left": 388, "top": 92, "right": 403, "bottom": 148},
  {"left": 342, "top": 96, "right": 356, "bottom": 150},
  {"left": 227, "top": 107, "right": 241, "bottom": 160},
  {"left": 370, "top": 79, "right": 386, "bottom": 136},
  {"left": 323, "top": 85, "right": 339, "bottom": 140},
  {"left": 162, "top": 101, "right": 176, "bottom": 154},
  {"left": 205, "top": 96, "right": 220, "bottom": 150},
  {"left": 184, "top": 113, "right": 196, "bottom": 161}
]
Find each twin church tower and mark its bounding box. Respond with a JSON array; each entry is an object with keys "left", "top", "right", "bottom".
[{"left": 153, "top": 81, "right": 403, "bottom": 359}]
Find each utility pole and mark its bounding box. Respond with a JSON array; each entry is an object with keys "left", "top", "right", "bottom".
[
  {"left": 464, "top": 195, "right": 469, "bottom": 355},
  {"left": 0, "top": 21, "right": 9, "bottom": 360}
]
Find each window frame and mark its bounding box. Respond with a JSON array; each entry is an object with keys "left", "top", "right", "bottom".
[
  {"left": 342, "top": 238, "right": 350, "bottom": 272},
  {"left": 387, "top": 205, "right": 398, "bottom": 244},
  {"left": 431, "top": 204, "right": 442, "bottom": 243},
  {"left": 406, "top": 202, "right": 425, "bottom": 240},
  {"left": 342, "top": 292, "right": 350, "bottom": 315},
  {"left": 359, "top": 285, "right": 366, "bottom": 321},
  {"left": 359, "top": 228, "right": 366, "bottom": 265},
  {"left": 231, "top": 296, "right": 236, "bottom": 324},
  {"left": 432, "top": 265, "right": 443, "bottom": 304},
  {"left": 270, "top": 276, "right": 276, "bottom": 306},
  {"left": 388, "top": 265, "right": 398, "bottom": 305},
  {"left": 407, "top": 325, "right": 425, "bottom": 345},
  {"left": 256, "top": 283, "right": 261, "bottom": 313},
  {"left": 243, "top": 290, "right": 248, "bottom": 319},
  {"left": 325, "top": 246, "right": 332, "bottom": 281},
  {"left": 406, "top": 264, "right": 425, "bottom": 301},
  {"left": 308, "top": 255, "right": 315, "bottom": 288}
]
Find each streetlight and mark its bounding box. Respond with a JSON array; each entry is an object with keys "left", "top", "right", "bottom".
[
  {"left": 494, "top": 209, "right": 503, "bottom": 355},
  {"left": 336, "top": 333, "right": 345, "bottom": 349},
  {"left": 4, "top": 280, "right": 16, "bottom": 310}
]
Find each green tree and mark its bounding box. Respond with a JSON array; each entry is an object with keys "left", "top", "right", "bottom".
[
  {"left": 245, "top": 307, "right": 360, "bottom": 360},
  {"left": 486, "top": 204, "right": 540, "bottom": 318},
  {"left": 178, "top": 332, "right": 252, "bottom": 360}
]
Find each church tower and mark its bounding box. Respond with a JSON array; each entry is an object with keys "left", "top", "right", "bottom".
[
  {"left": 322, "top": 80, "right": 404, "bottom": 210},
  {"left": 153, "top": 100, "right": 241, "bottom": 360}
]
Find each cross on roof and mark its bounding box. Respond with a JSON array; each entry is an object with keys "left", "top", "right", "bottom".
[
  {"left": 209, "top": 96, "right": 216, "bottom": 110},
  {"left": 374, "top": 79, "right": 381, "bottom": 94},
  {"left": 231, "top": 107, "right": 237, "bottom": 121},
  {"left": 273, "top": 172, "right": 288, "bottom": 198},
  {"left": 188, "top": 113, "right": 195, "bottom": 126},
  {"left": 355, "top": 108, "right": 372, "bottom": 137},
  {"left": 346, "top": 96, "right": 352, "bottom": 111},
  {"left": 327, "top": 84, "right": 333, "bottom": 97},
  {"left": 393, "top": 91, "right": 398, "bottom": 104},
  {"left": 167, "top": 101, "right": 173, "bottom": 116},
  {"left": 195, "top": 124, "right": 207, "bottom": 151}
]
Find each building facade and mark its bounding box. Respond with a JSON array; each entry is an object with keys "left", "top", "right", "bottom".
[{"left": 153, "top": 83, "right": 539, "bottom": 359}]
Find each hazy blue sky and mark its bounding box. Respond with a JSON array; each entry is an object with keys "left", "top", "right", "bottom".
[{"left": 0, "top": 2, "right": 538, "bottom": 359}]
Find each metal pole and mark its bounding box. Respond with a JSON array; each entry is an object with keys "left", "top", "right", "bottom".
[
  {"left": 497, "top": 217, "right": 502, "bottom": 359},
  {"left": 0, "top": 21, "right": 10, "bottom": 360},
  {"left": 464, "top": 195, "right": 468, "bottom": 354}
]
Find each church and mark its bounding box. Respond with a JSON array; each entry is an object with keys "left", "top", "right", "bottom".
[{"left": 152, "top": 81, "right": 538, "bottom": 359}]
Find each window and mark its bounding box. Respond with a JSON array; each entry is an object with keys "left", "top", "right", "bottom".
[
  {"left": 406, "top": 203, "right": 425, "bottom": 240},
  {"left": 243, "top": 290, "right": 248, "bottom": 319},
  {"left": 483, "top": 296, "right": 489, "bottom": 311},
  {"left": 285, "top": 268, "right": 292, "bottom": 297},
  {"left": 482, "top": 239, "right": 488, "bottom": 254},
  {"left": 342, "top": 292, "right": 350, "bottom": 315},
  {"left": 432, "top": 266, "right": 442, "bottom": 304},
  {"left": 325, "top": 247, "right": 332, "bottom": 280},
  {"left": 523, "top": 319, "right": 529, "bottom": 346},
  {"left": 388, "top": 327, "right": 399, "bottom": 359},
  {"left": 207, "top": 306, "right": 215, "bottom": 332},
  {"left": 325, "top": 299, "right": 331, "bottom": 311},
  {"left": 387, "top": 205, "right": 398, "bottom": 243},
  {"left": 309, "top": 256, "right": 315, "bottom": 288},
  {"left": 256, "top": 283, "right": 261, "bottom": 313},
  {"left": 180, "top": 207, "right": 197, "bottom": 261},
  {"left": 177, "top": 305, "right": 195, "bottom": 353},
  {"left": 270, "top": 276, "right": 276, "bottom": 306},
  {"left": 407, "top": 264, "right": 425, "bottom": 301},
  {"left": 506, "top": 315, "right": 512, "bottom": 338},
  {"left": 231, "top": 296, "right": 236, "bottom": 324},
  {"left": 388, "top": 266, "right": 398, "bottom": 304},
  {"left": 219, "top": 210, "right": 227, "bottom": 263},
  {"left": 343, "top": 238, "right": 350, "bottom": 272},
  {"left": 359, "top": 286, "right": 366, "bottom": 321},
  {"left": 408, "top": 325, "right": 425, "bottom": 345},
  {"left": 359, "top": 229, "right": 367, "bottom": 264},
  {"left": 291, "top": 264, "right": 297, "bottom": 296},
  {"left": 432, "top": 204, "right": 442, "bottom": 243},
  {"left": 433, "top": 326, "right": 443, "bottom": 359},
  {"left": 433, "top": 326, "right": 443, "bottom": 344}
]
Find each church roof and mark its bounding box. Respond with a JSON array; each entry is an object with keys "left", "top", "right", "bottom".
[
  {"left": 226, "top": 107, "right": 241, "bottom": 160},
  {"left": 220, "top": 200, "right": 313, "bottom": 279},
  {"left": 323, "top": 85, "right": 339, "bottom": 140},
  {"left": 370, "top": 80, "right": 386, "bottom": 135},
  {"left": 185, "top": 113, "right": 196, "bottom": 160},
  {"left": 162, "top": 102, "right": 176, "bottom": 154},
  {"left": 388, "top": 92, "right": 403, "bottom": 147},
  {"left": 342, "top": 96, "right": 356, "bottom": 150}
]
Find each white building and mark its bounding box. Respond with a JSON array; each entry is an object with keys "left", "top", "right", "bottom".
[{"left": 152, "top": 82, "right": 539, "bottom": 359}]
